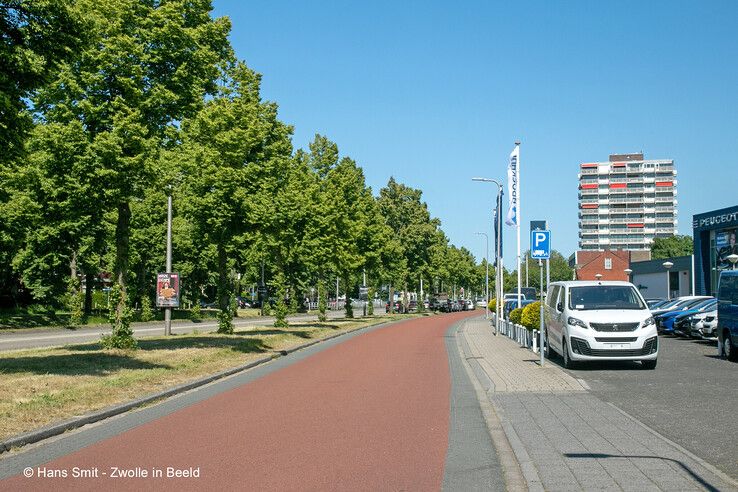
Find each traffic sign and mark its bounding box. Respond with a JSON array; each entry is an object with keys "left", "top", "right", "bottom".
[{"left": 530, "top": 230, "right": 551, "bottom": 260}]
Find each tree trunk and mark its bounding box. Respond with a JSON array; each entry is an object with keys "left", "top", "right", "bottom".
[
  {"left": 217, "top": 243, "right": 229, "bottom": 311},
  {"left": 84, "top": 272, "right": 94, "bottom": 314},
  {"left": 389, "top": 284, "right": 395, "bottom": 314},
  {"left": 114, "top": 202, "right": 131, "bottom": 315}
]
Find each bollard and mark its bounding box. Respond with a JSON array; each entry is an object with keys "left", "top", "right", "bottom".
[{"left": 532, "top": 329, "right": 538, "bottom": 353}]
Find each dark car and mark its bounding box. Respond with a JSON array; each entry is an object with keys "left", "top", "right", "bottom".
[{"left": 718, "top": 270, "right": 738, "bottom": 360}]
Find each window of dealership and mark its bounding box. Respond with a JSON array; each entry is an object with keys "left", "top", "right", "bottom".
[{"left": 693, "top": 205, "right": 738, "bottom": 295}]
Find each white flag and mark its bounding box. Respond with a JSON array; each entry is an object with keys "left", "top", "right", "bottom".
[{"left": 505, "top": 145, "right": 519, "bottom": 226}]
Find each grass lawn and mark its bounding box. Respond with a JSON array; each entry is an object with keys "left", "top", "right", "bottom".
[{"left": 0, "top": 314, "right": 418, "bottom": 442}]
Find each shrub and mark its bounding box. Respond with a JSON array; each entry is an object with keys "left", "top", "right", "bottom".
[
  {"left": 217, "top": 308, "right": 234, "bottom": 334},
  {"left": 521, "top": 301, "right": 541, "bottom": 330},
  {"left": 367, "top": 287, "right": 375, "bottom": 316},
  {"left": 190, "top": 302, "right": 201, "bottom": 320},
  {"left": 317, "top": 280, "right": 327, "bottom": 322},
  {"left": 488, "top": 298, "right": 496, "bottom": 312},
  {"left": 140, "top": 295, "right": 154, "bottom": 322},
  {"left": 101, "top": 284, "right": 137, "bottom": 350},
  {"left": 509, "top": 307, "right": 523, "bottom": 325}
]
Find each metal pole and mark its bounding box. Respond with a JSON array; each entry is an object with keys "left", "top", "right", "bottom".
[
  {"left": 539, "top": 259, "right": 544, "bottom": 366},
  {"left": 485, "top": 234, "right": 489, "bottom": 319},
  {"left": 164, "top": 191, "right": 172, "bottom": 336},
  {"left": 496, "top": 190, "right": 502, "bottom": 335}
]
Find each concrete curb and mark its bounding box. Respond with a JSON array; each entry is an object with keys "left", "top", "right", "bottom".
[
  {"left": 454, "top": 317, "right": 531, "bottom": 492},
  {"left": 0, "top": 317, "right": 403, "bottom": 454}
]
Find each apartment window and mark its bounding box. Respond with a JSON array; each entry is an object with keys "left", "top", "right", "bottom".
[{"left": 605, "top": 258, "right": 612, "bottom": 270}]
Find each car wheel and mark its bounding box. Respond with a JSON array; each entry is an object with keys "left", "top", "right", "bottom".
[
  {"left": 562, "top": 338, "right": 576, "bottom": 369},
  {"left": 642, "top": 359, "right": 657, "bottom": 370},
  {"left": 724, "top": 330, "right": 738, "bottom": 362}
]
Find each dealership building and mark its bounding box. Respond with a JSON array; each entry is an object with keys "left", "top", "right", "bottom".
[{"left": 693, "top": 205, "right": 738, "bottom": 295}]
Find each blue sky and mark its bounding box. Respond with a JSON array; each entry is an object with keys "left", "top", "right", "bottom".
[{"left": 212, "top": 0, "right": 738, "bottom": 269}]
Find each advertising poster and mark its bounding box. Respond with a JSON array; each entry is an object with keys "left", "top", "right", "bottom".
[
  {"left": 156, "top": 272, "right": 180, "bottom": 308},
  {"left": 716, "top": 229, "right": 738, "bottom": 270}
]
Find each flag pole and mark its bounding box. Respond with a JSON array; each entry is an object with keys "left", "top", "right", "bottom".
[{"left": 515, "top": 141, "right": 522, "bottom": 311}]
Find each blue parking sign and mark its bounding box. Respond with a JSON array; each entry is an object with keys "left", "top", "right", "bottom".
[{"left": 530, "top": 230, "right": 551, "bottom": 260}]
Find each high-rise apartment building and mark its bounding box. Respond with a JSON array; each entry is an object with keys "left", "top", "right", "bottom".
[{"left": 578, "top": 153, "right": 677, "bottom": 251}]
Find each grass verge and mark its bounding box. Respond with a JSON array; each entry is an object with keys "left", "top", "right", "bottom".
[{"left": 0, "top": 314, "right": 419, "bottom": 441}]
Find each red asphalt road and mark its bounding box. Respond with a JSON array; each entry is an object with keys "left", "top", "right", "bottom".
[{"left": 4, "top": 311, "right": 477, "bottom": 491}]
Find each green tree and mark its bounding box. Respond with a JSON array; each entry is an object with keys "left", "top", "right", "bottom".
[
  {"left": 33, "top": 0, "right": 232, "bottom": 337},
  {"left": 178, "top": 62, "right": 293, "bottom": 331},
  {"left": 651, "top": 235, "right": 693, "bottom": 259}
]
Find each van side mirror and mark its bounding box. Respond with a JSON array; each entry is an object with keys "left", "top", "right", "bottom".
[{"left": 557, "top": 302, "right": 563, "bottom": 312}]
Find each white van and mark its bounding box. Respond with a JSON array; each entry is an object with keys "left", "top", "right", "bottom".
[{"left": 543, "top": 281, "right": 658, "bottom": 369}]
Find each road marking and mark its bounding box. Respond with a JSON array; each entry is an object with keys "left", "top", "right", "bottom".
[{"left": 576, "top": 378, "right": 590, "bottom": 390}]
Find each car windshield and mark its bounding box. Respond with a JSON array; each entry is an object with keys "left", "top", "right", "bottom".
[
  {"left": 692, "top": 298, "right": 716, "bottom": 310},
  {"left": 656, "top": 299, "right": 681, "bottom": 309},
  {"left": 647, "top": 300, "right": 666, "bottom": 308},
  {"left": 680, "top": 298, "right": 711, "bottom": 310},
  {"left": 568, "top": 285, "right": 646, "bottom": 311}
]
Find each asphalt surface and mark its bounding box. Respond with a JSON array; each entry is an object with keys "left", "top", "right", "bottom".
[
  {"left": 0, "top": 309, "right": 357, "bottom": 351},
  {"left": 557, "top": 334, "right": 738, "bottom": 480},
  {"left": 0, "top": 311, "right": 492, "bottom": 490}
]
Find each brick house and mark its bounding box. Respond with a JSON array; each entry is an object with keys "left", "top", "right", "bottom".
[{"left": 572, "top": 250, "right": 633, "bottom": 281}]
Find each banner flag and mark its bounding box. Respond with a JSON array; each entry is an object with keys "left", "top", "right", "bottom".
[
  {"left": 505, "top": 145, "right": 519, "bottom": 226},
  {"left": 493, "top": 193, "right": 503, "bottom": 263}
]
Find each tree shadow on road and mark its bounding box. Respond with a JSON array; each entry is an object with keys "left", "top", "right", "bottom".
[
  {"left": 63, "top": 336, "right": 273, "bottom": 353},
  {"left": 565, "top": 453, "right": 721, "bottom": 492},
  {"left": 0, "top": 352, "right": 171, "bottom": 376}
]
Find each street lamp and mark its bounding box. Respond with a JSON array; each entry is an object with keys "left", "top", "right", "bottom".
[
  {"left": 728, "top": 254, "right": 738, "bottom": 270},
  {"left": 595, "top": 273, "right": 603, "bottom": 281},
  {"left": 472, "top": 177, "right": 503, "bottom": 334},
  {"left": 624, "top": 268, "right": 633, "bottom": 282},
  {"left": 663, "top": 261, "right": 674, "bottom": 299},
  {"left": 475, "top": 232, "right": 489, "bottom": 319}
]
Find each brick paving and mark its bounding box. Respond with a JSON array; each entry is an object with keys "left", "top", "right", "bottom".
[{"left": 460, "top": 316, "right": 738, "bottom": 492}]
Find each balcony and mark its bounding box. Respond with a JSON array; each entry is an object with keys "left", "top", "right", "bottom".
[{"left": 581, "top": 168, "right": 598, "bottom": 175}]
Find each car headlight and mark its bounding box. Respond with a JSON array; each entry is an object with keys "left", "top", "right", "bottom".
[
  {"left": 642, "top": 317, "right": 655, "bottom": 328},
  {"left": 567, "top": 317, "right": 588, "bottom": 329}
]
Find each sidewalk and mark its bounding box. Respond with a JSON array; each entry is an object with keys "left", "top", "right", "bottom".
[{"left": 459, "top": 316, "right": 738, "bottom": 492}]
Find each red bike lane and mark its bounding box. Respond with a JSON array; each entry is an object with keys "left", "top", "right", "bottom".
[{"left": 3, "top": 311, "right": 477, "bottom": 491}]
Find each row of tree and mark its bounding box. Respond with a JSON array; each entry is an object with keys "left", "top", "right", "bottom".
[{"left": 0, "top": 1, "right": 574, "bottom": 346}]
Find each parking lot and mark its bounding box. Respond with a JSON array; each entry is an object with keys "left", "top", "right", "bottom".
[{"left": 559, "top": 335, "right": 738, "bottom": 480}]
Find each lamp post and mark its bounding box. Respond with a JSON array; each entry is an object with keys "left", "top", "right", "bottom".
[
  {"left": 624, "top": 268, "right": 633, "bottom": 282},
  {"left": 164, "top": 185, "right": 173, "bottom": 336},
  {"left": 728, "top": 254, "right": 738, "bottom": 271},
  {"left": 475, "top": 232, "right": 489, "bottom": 319},
  {"left": 472, "top": 177, "right": 502, "bottom": 334},
  {"left": 595, "top": 273, "right": 603, "bottom": 281},
  {"left": 663, "top": 261, "right": 674, "bottom": 299}
]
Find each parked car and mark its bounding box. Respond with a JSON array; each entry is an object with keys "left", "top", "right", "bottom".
[
  {"left": 408, "top": 300, "right": 418, "bottom": 312},
  {"left": 503, "top": 298, "right": 534, "bottom": 319},
  {"left": 465, "top": 299, "right": 475, "bottom": 310},
  {"left": 386, "top": 301, "right": 404, "bottom": 313},
  {"left": 476, "top": 298, "right": 488, "bottom": 308},
  {"left": 543, "top": 281, "right": 657, "bottom": 369},
  {"left": 650, "top": 296, "right": 712, "bottom": 318},
  {"left": 521, "top": 287, "right": 537, "bottom": 300},
  {"left": 699, "top": 312, "right": 718, "bottom": 340},
  {"left": 655, "top": 297, "right": 715, "bottom": 334},
  {"left": 645, "top": 298, "right": 667, "bottom": 309},
  {"left": 670, "top": 299, "right": 717, "bottom": 336},
  {"left": 717, "top": 270, "right": 738, "bottom": 361},
  {"left": 504, "top": 293, "right": 526, "bottom": 301}
]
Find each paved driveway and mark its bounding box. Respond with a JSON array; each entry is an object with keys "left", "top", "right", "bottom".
[{"left": 563, "top": 335, "right": 738, "bottom": 480}]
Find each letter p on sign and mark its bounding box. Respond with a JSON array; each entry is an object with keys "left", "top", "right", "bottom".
[{"left": 530, "top": 230, "right": 551, "bottom": 260}]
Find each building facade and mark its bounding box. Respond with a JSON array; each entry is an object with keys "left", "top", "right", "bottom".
[
  {"left": 578, "top": 153, "right": 677, "bottom": 251},
  {"left": 573, "top": 250, "right": 631, "bottom": 281},
  {"left": 630, "top": 255, "right": 692, "bottom": 299},
  {"left": 693, "top": 205, "right": 738, "bottom": 296}
]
